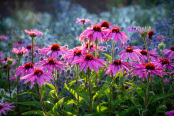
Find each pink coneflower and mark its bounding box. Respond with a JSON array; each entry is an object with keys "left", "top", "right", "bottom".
[
  {"left": 137, "top": 26, "right": 151, "bottom": 38},
  {"left": 77, "top": 43, "right": 105, "bottom": 54},
  {"left": 157, "top": 35, "right": 166, "bottom": 41},
  {"left": 119, "top": 46, "right": 140, "bottom": 61},
  {"left": 148, "top": 30, "right": 155, "bottom": 39},
  {"left": 39, "top": 43, "right": 68, "bottom": 58},
  {"left": 0, "top": 51, "right": 4, "bottom": 58},
  {"left": 156, "top": 59, "right": 174, "bottom": 71},
  {"left": 105, "top": 60, "right": 130, "bottom": 76},
  {"left": 163, "top": 77, "right": 170, "bottom": 84},
  {"left": 20, "top": 68, "right": 53, "bottom": 88},
  {"left": 10, "top": 76, "right": 16, "bottom": 82},
  {"left": 139, "top": 49, "right": 160, "bottom": 62},
  {"left": 105, "top": 27, "right": 129, "bottom": 44},
  {"left": 0, "top": 102, "right": 15, "bottom": 115},
  {"left": 0, "top": 36, "right": 8, "bottom": 40},
  {"left": 36, "top": 58, "right": 66, "bottom": 73},
  {"left": 12, "top": 47, "right": 29, "bottom": 55},
  {"left": 72, "top": 54, "right": 107, "bottom": 72},
  {"left": 77, "top": 25, "right": 107, "bottom": 42},
  {"left": 15, "top": 63, "right": 34, "bottom": 77},
  {"left": 166, "top": 110, "right": 174, "bottom": 116},
  {"left": 12, "top": 40, "right": 24, "bottom": 47},
  {"left": 100, "top": 21, "right": 111, "bottom": 29},
  {"left": 64, "top": 49, "right": 84, "bottom": 64},
  {"left": 126, "top": 26, "right": 138, "bottom": 33},
  {"left": 26, "top": 44, "right": 38, "bottom": 51},
  {"left": 76, "top": 18, "right": 91, "bottom": 25},
  {"left": 163, "top": 47, "right": 174, "bottom": 59},
  {"left": 131, "top": 63, "right": 166, "bottom": 80},
  {"left": 25, "top": 29, "right": 43, "bottom": 38}
]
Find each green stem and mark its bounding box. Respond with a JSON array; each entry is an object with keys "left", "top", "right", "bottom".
[
  {"left": 111, "top": 42, "right": 115, "bottom": 62},
  {"left": 95, "top": 40, "right": 99, "bottom": 105},
  {"left": 82, "top": 23, "right": 84, "bottom": 32},
  {"left": 161, "top": 77, "right": 164, "bottom": 94},
  {"left": 76, "top": 65, "right": 79, "bottom": 116},
  {"left": 7, "top": 66, "right": 11, "bottom": 98},
  {"left": 88, "top": 67, "right": 92, "bottom": 114},
  {"left": 143, "top": 38, "right": 150, "bottom": 63},
  {"left": 32, "top": 37, "right": 34, "bottom": 64},
  {"left": 111, "top": 42, "right": 115, "bottom": 100},
  {"left": 17, "top": 56, "right": 21, "bottom": 115},
  {"left": 109, "top": 77, "right": 113, "bottom": 116},
  {"left": 145, "top": 73, "right": 150, "bottom": 108},
  {"left": 54, "top": 69, "right": 59, "bottom": 101},
  {"left": 88, "top": 39, "right": 91, "bottom": 53}
]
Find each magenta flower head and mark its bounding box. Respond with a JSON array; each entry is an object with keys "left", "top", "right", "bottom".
[
  {"left": 105, "top": 27, "right": 129, "bottom": 44},
  {"left": 64, "top": 49, "right": 84, "bottom": 65},
  {"left": 77, "top": 25, "right": 107, "bottom": 42},
  {"left": 77, "top": 43, "right": 105, "bottom": 54},
  {"left": 25, "top": 29, "right": 43, "bottom": 38},
  {"left": 36, "top": 58, "right": 66, "bottom": 73},
  {"left": 163, "top": 46, "right": 174, "bottom": 60},
  {"left": 39, "top": 43, "right": 68, "bottom": 58},
  {"left": 166, "top": 110, "right": 174, "bottom": 116},
  {"left": 21, "top": 68, "right": 53, "bottom": 88},
  {"left": 105, "top": 60, "right": 130, "bottom": 76},
  {"left": 76, "top": 18, "right": 91, "bottom": 25},
  {"left": 15, "top": 63, "right": 34, "bottom": 77},
  {"left": 0, "top": 36, "right": 8, "bottom": 40},
  {"left": 12, "top": 47, "right": 29, "bottom": 56},
  {"left": 12, "top": 40, "right": 24, "bottom": 47},
  {"left": 157, "top": 59, "right": 174, "bottom": 71},
  {"left": 72, "top": 54, "right": 107, "bottom": 73},
  {"left": 139, "top": 49, "right": 160, "bottom": 62},
  {"left": 119, "top": 46, "right": 140, "bottom": 61},
  {"left": 0, "top": 102, "right": 15, "bottom": 115},
  {"left": 126, "top": 26, "right": 138, "bottom": 33},
  {"left": 131, "top": 63, "right": 166, "bottom": 80},
  {"left": 10, "top": 76, "right": 16, "bottom": 82}
]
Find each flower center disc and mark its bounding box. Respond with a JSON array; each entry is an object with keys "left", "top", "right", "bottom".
[
  {"left": 34, "top": 69, "right": 43, "bottom": 76},
  {"left": 26, "top": 45, "right": 32, "bottom": 50},
  {"left": 48, "top": 58, "right": 56, "bottom": 65},
  {"left": 0, "top": 105, "right": 2, "bottom": 109},
  {"left": 74, "top": 50, "right": 82, "bottom": 56},
  {"left": 85, "top": 43, "right": 93, "bottom": 48},
  {"left": 112, "top": 28, "right": 120, "bottom": 33},
  {"left": 171, "top": 47, "right": 174, "bottom": 51},
  {"left": 148, "top": 30, "right": 155, "bottom": 39},
  {"left": 160, "top": 59, "right": 169, "bottom": 65},
  {"left": 126, "top": 47, "right": 133, "bottom": 53},
  {"left": 101, "top": 21, "right": 109, "bottom": 28},
  {"left": 93, "top": 25, "right": 101, "bottom": 32},
  {"left": 85, "top": 54, "right": 94, "bottom": 60},
  {"left": 113, "top": 60, "right": 121, "bottom": 66},
  {"left": 140, "top": 50, "right": 147, "bottom": 55},
  {"left": 145, "top": 63, "right": 155, "bottom": 70},
  {"left": 18, "top": 40, "right": 23, "bottom": 44},
  {"left": 81, "top": 19, "right": 85, "bottom": 23},
  {"left": 24, "top": 63, "right": 34, "bottom": 69},
  {"left": 51, "top": 44, "right": 60, "bottom": 51}
]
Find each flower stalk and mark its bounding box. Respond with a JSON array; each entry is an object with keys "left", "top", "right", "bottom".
[
  {"left": 31, "top": 37, "right": 34, "bottom": 64},
  {"left": 88, "top": 67, "right": 92, "bottom": 114},
  {"left": 17, "top": 55, "right": 21, "bottom": 114}
]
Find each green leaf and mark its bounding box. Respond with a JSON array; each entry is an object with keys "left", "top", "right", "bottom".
[
  {"left": 63, "top": 111, "right": 76, "bottom": 116},
  {"left": 12, "top": 91, "right": 37, "bottom": 99},
  {"left": 14, "top": 101, "right": 42, "bottom": 109},
  {"left": 22, "top": 110, "right": 45, "bottom": 116},
  {"left": 0, "top": 94, "right": 13, "bottom": 100},
  {"left": 149, "top": 93, "right": 174, "bottom": 104},
  {"left": 97, "top": 105, "right": 108, "bottom": 113},
  {"left": 64, "top": 82, "right": 90, "bottom": 106},
  {"left": 41, "top": 85, "right": 46, "bottom": 98},
  {"left": 93, "top": 84, "right": 109, "bottom": 100},
  {"left": 118, "top": 105, "right": 139, "bottom": 116},
  {"left": 52, "top": 97, "right": 65, "bottom": 115},
  {"left": 46, "top": 82, "right": 56, "bottom": 91},
  {"left": 126, "top": 82, "right": 145, "bottom": 100},
  {"left": 113, "top": 97, "right": 129, "bottom": 106},
  {"left": 103, "top": 53, "right": 112, "bottom": 62}
]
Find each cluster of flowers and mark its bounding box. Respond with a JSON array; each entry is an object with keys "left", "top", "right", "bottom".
[{"left": 0, "top": 18, "right": 174, "bottom": 115}]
